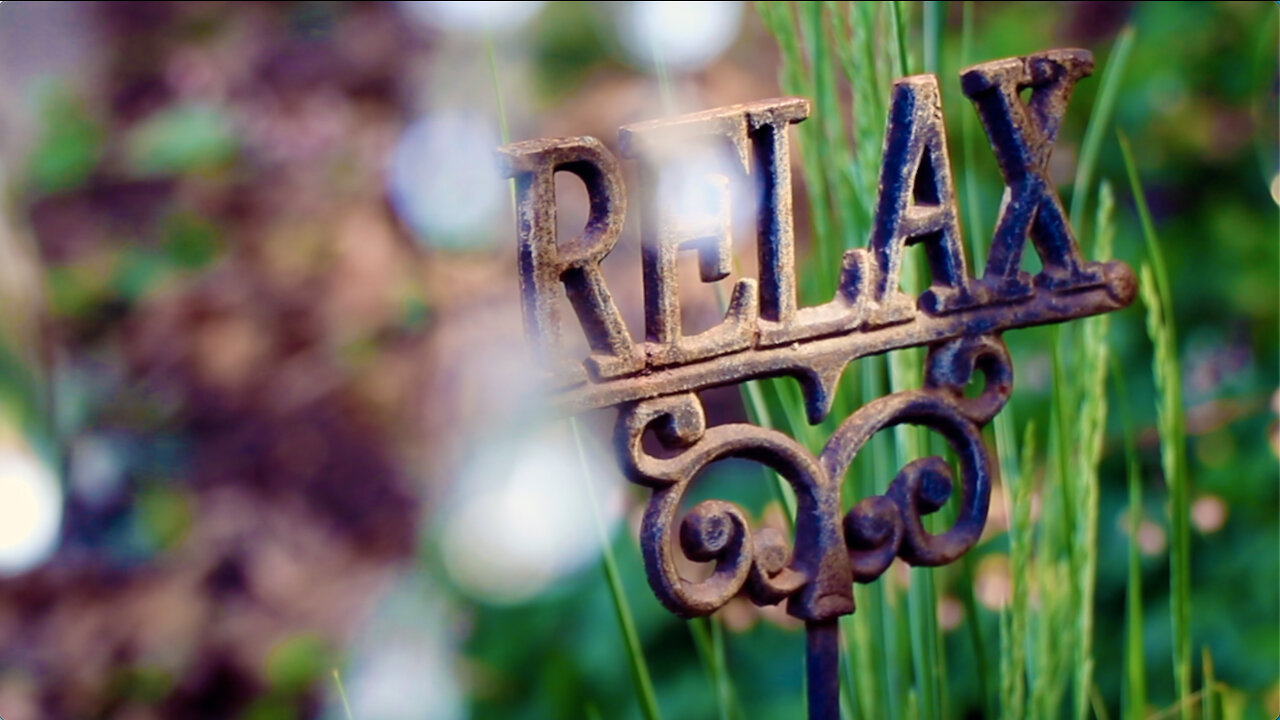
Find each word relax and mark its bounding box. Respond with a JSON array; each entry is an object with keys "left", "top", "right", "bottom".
[{"left": 498, "top": 48, "right": 1134, "bottom": 420}]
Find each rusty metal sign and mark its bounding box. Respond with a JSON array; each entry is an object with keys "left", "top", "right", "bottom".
[{"left": 497, "top": 48, "right": 1133, "bottom": 720}]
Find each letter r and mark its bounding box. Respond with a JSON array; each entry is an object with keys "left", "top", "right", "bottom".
[{"left": 498, "top": 137, "right": 641, "bottom": 380}]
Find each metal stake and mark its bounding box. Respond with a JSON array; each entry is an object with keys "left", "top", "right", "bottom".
[{"left": 807, "top": 620, "right": 841, "bottom": 720}]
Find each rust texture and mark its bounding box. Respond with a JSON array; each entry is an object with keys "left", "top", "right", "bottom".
[{"left": 498, "top": 48, "right": 1133, "bottom": 720}]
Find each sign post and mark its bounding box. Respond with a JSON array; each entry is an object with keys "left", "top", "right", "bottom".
[{"left": 499, "top": 48, "right": 1134, "bottom": 720}]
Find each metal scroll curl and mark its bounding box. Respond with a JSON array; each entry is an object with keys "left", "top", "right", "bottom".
[
  {"left": 614, "top": 393, "right": 833, "bottom": 619},
  {"left": 614, "top": 333, "right": 1014, "bottom": 621},
  {"left": 829, "top": 334, "right": 1011, "bottom": 583}
]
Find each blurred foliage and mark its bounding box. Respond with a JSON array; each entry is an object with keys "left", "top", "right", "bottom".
[
  {"left": 126, "top": 104, "right": 239, "bottom": 176},
  {"left": 25, "top": 84, "right": 105, "bottom": 194},
  {"left": 0, "top": 2, "right": 1273, "bottom": 719},
  {"left": 529, "top": 3, "right": 617, "bottom": 102}
]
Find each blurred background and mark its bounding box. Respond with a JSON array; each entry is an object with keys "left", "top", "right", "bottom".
[{"left": 0, "top": 2, "right": 1274, "bottom": 719}]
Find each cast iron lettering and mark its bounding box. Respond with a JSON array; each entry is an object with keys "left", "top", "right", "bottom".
[{"left": 497, "top": 48, "right": 1134, "bottom": 720}]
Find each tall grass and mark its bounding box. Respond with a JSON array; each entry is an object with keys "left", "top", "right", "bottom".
[
  {"left": 987, "top": 26, "right": 1136, "bottom": 720},
  {"left": 756, "top": 4, "right": 1177, "bottom": 720},
  {"left": 1120, "top": 133, "right": 1193, "bottom": 720},
  {"left": 1072, "top": 181, "right": 1116, "bottom": 720}
]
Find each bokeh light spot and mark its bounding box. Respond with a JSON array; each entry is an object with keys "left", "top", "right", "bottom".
[
  {"left": 399, "top": 1, "right": 546, "bottom": 33},
  {"left": 937, "top": 594, "right": 965, "bottom": 632},
  {"left": 1136, "top": 519, "right": 1167, "bottom": 557},
  {"left": 617, "top": 1, "right": 744, "bottom": 71},
  {"left": 0, "top": 445, "right": 62, "bottom": 575},
  {"left": 1190, "top": 494, "right": 1227, "bottom": 534},
  {"left": 387, "top": 111, "right": 504, "bottom": 250},
  {"left": 440, "top": 428, "right": 623, "bottom": 603}
]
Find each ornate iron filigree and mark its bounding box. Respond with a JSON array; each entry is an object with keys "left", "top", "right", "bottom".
[{"left": 497, "top": 48, "right": 1134, "bottom": 720}]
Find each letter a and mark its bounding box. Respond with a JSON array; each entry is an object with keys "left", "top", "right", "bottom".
[{"left": 867, "top": 75, "right": 976, "bottom": 327}]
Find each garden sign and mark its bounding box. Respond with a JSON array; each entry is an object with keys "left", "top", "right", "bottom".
[{"left": 498, "top": 48, "right": 1135, "bottom": 720}]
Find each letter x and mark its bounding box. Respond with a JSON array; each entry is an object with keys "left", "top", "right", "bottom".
[{"left": 962, "top": 48, "right": 1101, "bottom": 296}]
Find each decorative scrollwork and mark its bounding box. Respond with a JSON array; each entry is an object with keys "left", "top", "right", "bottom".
[
  {"left": 614, "top": 335, "right": 1013, "bottom": 619},
  {"left": 924, "top": 333, "right": 1014, "bottom": 424},
  {"left": 616, "top": 394, "right": 838, "bottom": 619},
  {"left": 828, "top": 335, "right": 1011, "bottom": 582}
]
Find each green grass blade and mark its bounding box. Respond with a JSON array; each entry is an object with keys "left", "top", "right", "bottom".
[
  {"left": 709, "top": 615, "right": 737, "bottom": 717},
  {"left": 1071, "top": 181, "right": 1116, "bottom": 720},
  {"left": 1220, "top": 690, "right": 1245, "bottom": 720},
  {"left": 572, "top": 419, "right": 663, "bottom": 720},
  {"left": 649, "top": 34, "right": 677, "bottom": 116},
  {"left": 1112, "top": 353, "right": 1148, "bottom": 720},
  {"left": 1123, "top": 415, "right": 1148, "bottom": 720},
  {"left": 1118, "top": 135, "right": 1179, "bottom": 328},
  {"left": 959, "top": 1, "right": 988, "bottom": 270},
  {"left": 484, "top": 31, "right": 511, "bottom": 146},
  {"left": 1044, "top": 322, "right": 1079, "bottom": 720},
  {"left": 1202, "top": 648, "right": 1218, "bottom": 720},
  {"left": 960, "top": 552, "right": 995, "bottom": 720},
  {"left": 1049, "top": 326, "right": 1078, "bottom": 569},
  {"left": 1138, "top": 258, "right": 1191, "bottom": 719},
  {"left": 922, "top": 1, "right": 943, "bottom": 75},
  {"left": 1069, "top": 26, "right": 1136, "bottom": 233},
  {"left": 1000, "top": 420, "right": 1034, "bottom": 720},
  {"left": 1032, "top": 561, "right": 1074, "bottom": 720},
  {"left": 688, "top": 619, "right": 718, "bottom": 717},
  {"left": 743, "top": 380, "right": 800, "bottom": 521},
  {"left": 889, "top": 1, "right": 911, "bottom": 76},
  {"left": 758, "top": 2, "right": 834, "bottom": 298},
  {"left": 860, "top": 356, "right": 899, "bottom": 720},
  {"left": 907, "top": 566, "right": 944, "bottom": 720},
  {"left": 842, "top": 606, "right": 880, "bottom": 720},
  {"left": 845, "top": 3, "right": 889, "bottom": 224},
  {"left": 803, "top": 1, "right": 857, "bottom": 272},
  {"left": 332, "top": 668, "right": 354, "bottom": 720},
  {"left": 837, "top": 626, "right": 862, "bottom": 720},
  {"left": 1090, "top": 682, "right": 1112, "bottom": 720},
  {"left": 689, "top": 617, "right": 739, "bottom": 720},
  {"left": 485, "top": 29, "right": 517, "bottom": 215},
  {"left": 1119, "top": 132, "right": 1192, "bottom": 720}
]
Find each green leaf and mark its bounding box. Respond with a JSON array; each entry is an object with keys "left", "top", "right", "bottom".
[
  {"left": 26, "top": 85, "right": 104, "bottom": 193},
  {"left": 136, "top": 486, "right": 192, "bottom": 551},
  {"left": 126, "top": 104, "right": 238, "bottom": 175},
  {"left": 164, "top": 212, "right": 224, "bottom": 269},
  {"left": 265, "top": 634, "right": 329, "bottom": 693}
]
